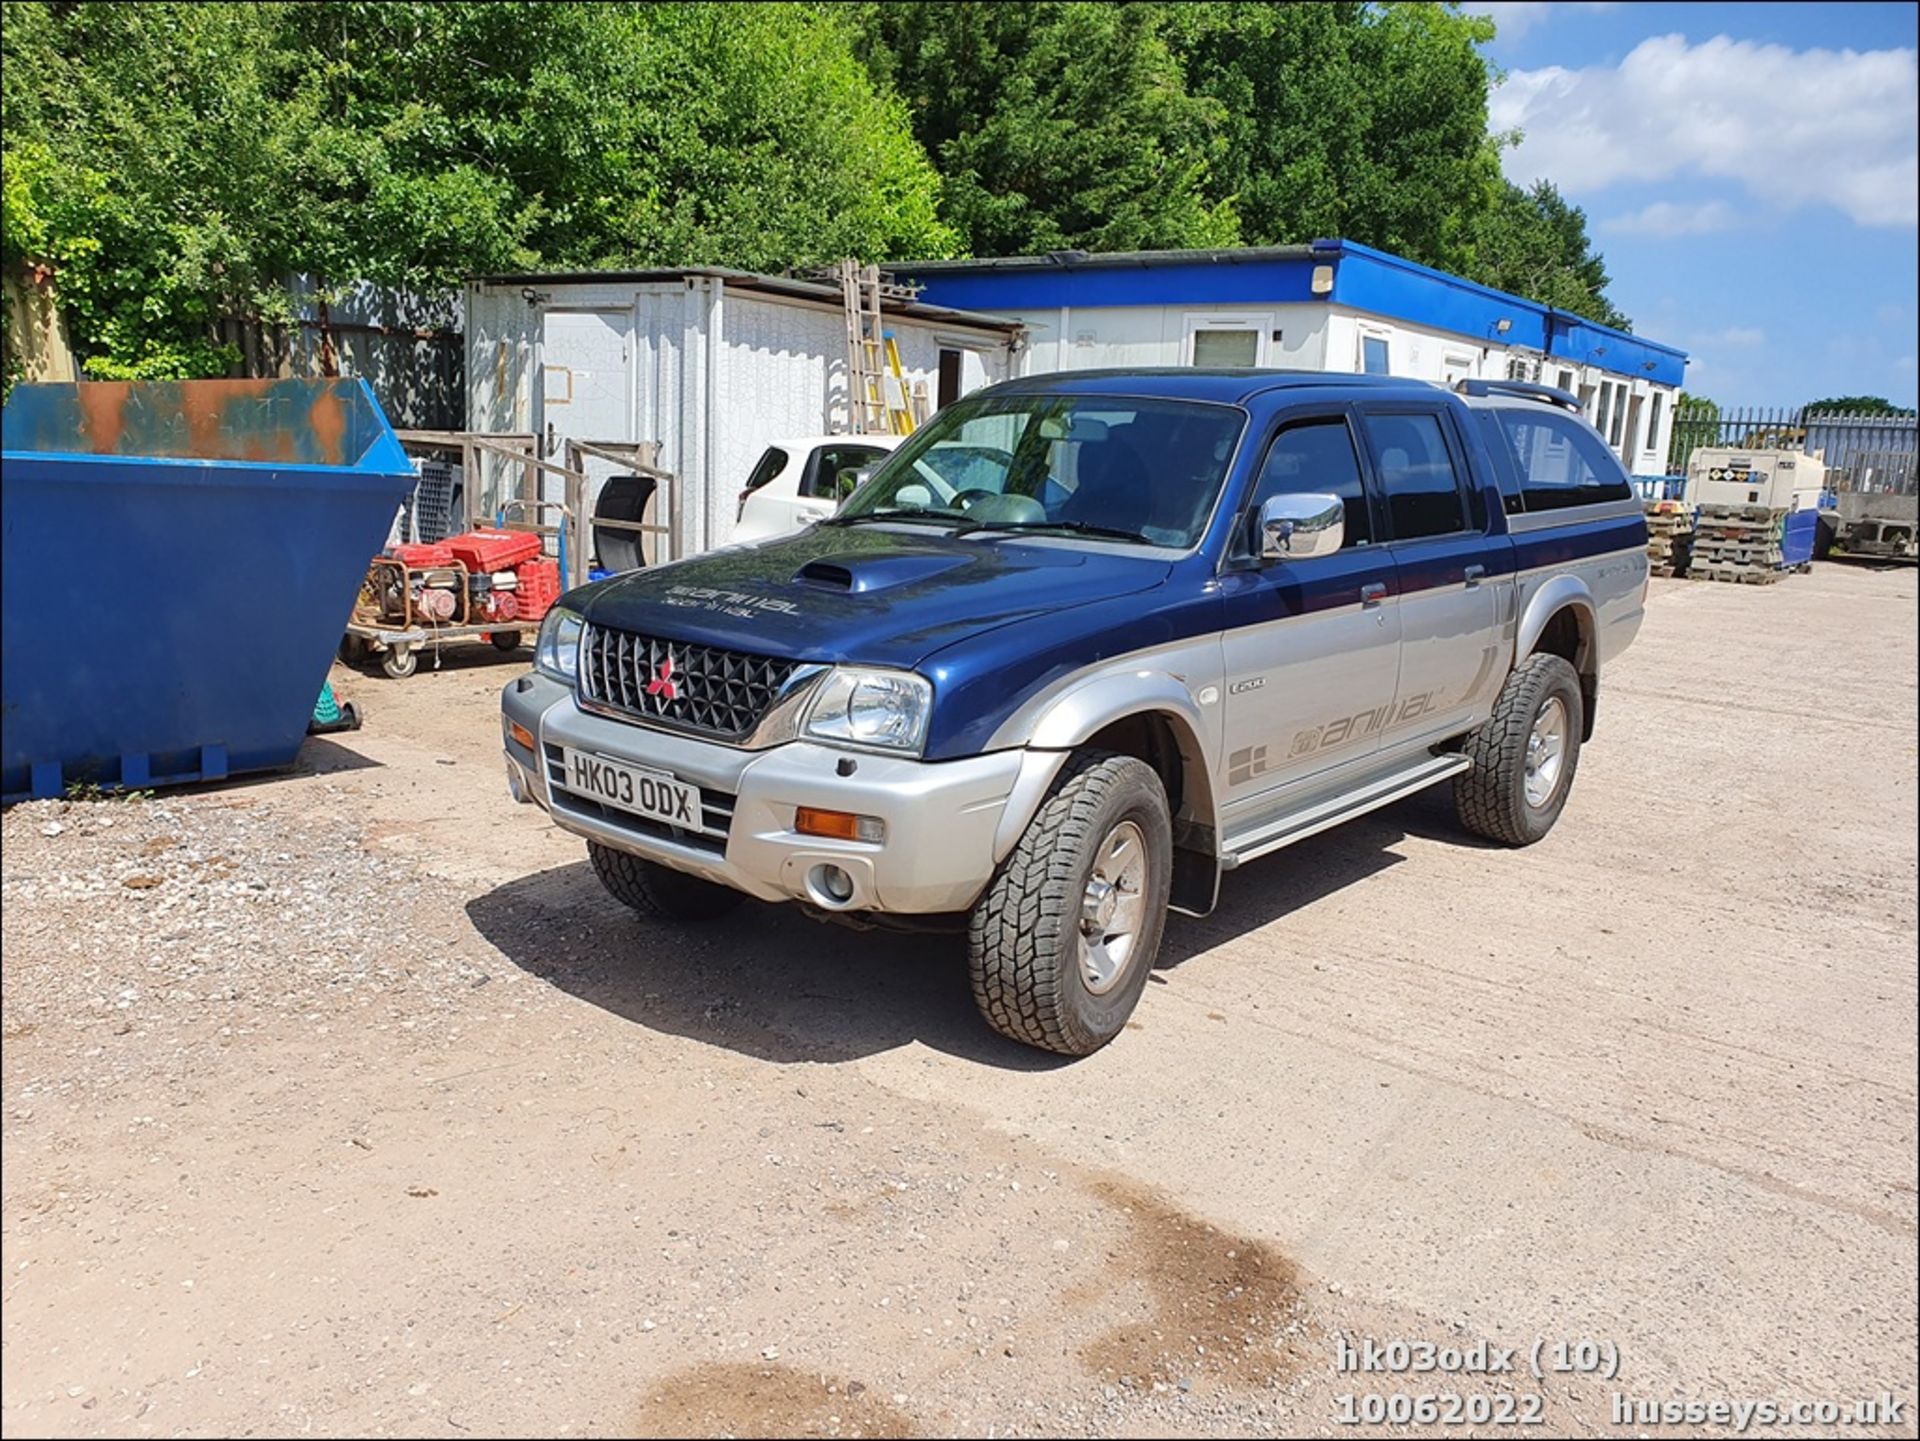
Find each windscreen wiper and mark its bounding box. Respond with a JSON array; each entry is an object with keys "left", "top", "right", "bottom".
[
  {"left": 958, "top": 519, "right": 1155, "bottom": 545},
  {"left": 817, "top": 507, "right": 972, "bottom": 528}
]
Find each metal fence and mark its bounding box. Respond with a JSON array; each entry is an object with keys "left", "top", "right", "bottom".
[{"left": 1667, "top": 405, "right": 1917, "bottom": 496}]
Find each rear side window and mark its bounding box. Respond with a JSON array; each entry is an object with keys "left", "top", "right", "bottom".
[
  {"left": 1497, "top": 409, "right": 1633, "bottom": 511},
  {"left": 743, "top": 446, "right": 789, "bottom": 494},
  {"left": 1361, "top": 413, "right": 1468, "bottom": 540},
  {"left": 1249, "top": 417, "right": 1373, "bottom": 550}
]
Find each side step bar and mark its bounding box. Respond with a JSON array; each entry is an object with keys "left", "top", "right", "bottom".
[{"left": 1220, "top": 753, "right": 1471, "bottom": 870}]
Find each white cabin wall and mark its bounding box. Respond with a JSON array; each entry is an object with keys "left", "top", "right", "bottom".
[
  {"left": 464, "top": 285, "right": 537, "bottom": 433},
  {"left": 470, "top": 279, "right": 1020, "bottom": 558},
  {"left": 997, "top": 302, "right": 1329, "bottom": 374}
]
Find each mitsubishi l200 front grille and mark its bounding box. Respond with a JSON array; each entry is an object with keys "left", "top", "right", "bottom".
[{"left": 579, "top": 622, "right": 801, "bottom": 741}]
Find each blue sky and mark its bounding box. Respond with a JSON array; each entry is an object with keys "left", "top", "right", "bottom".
[{"left": 1465, "top": 1, "right": 1918, "bottom": 408}]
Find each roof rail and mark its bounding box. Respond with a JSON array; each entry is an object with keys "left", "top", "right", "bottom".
[{"left": 1455, "top": 378, "right": 1584, "bottom": 413}]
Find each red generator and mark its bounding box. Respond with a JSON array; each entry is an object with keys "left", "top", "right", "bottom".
[
  {"left": 390, "top": 541, "right": 456, "bottom": 568},
  {"left": 445, "top": 528, "right": 542, "bottom": 572},
  {"left": 513, "top": 558, "right": 561, "bottom": 624}
]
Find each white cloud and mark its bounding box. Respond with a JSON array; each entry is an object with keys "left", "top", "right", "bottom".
[
  {"left": 1705, "top": 326, "right": 1767, "bottom": 348},
  {"left": 1491, "top": 35, "right": 1920, "bottom": 227},
  {"left": 1600, "top": 199, "right": 1738, "bottom": 236},
  {"left": 1459, "top": 3, "right": 1615, "bottom": 42}
]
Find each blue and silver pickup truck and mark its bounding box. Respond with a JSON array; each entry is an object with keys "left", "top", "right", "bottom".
[{"left": 502, "top": 370, "right": 1647, "bottom": 1054}]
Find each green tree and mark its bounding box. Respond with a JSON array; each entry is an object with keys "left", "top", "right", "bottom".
[
  {"left": 2, "top": 1, "right": 957, "bottom": 381},
  {"left": 849, "top": 1, "right": 1237, "bottom": 255},
  {"left": 2, "top": 1, "right": 288, "bottom": 378},
  {"left": 1803, "top": 395, "right": 1914, "bottom": 416},
  {"left": 281, "top": 2, "right": 955, "bottom": 274},
  {"left": 1466, "top": 180, "right": 1629, "bottom": 330},
  {"left": 1668, "top": 391, "right": 1722, "bottom": 474},
  {"left": 1162, "top": 1, "right": 1504, "bottom": 274}
]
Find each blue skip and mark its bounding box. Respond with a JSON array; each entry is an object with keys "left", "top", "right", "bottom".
[{"left": 2, "top": 378, "right": 414, "bottom": 801}]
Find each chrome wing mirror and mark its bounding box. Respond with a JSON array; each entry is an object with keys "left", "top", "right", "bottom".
[{"left": 1259, "top": 492, "right": 1344, "bottom": 561}]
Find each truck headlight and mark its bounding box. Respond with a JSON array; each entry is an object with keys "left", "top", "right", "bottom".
[
  {"left": 803, "top": 667, "right": 932, "bottom": 754},
  {"left": 535, "top": 606, "right": 584, "bottom": 683}
]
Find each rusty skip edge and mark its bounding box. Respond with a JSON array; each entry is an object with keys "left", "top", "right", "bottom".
[{"left": 1, "top": 377, "right": 386, "bottom": 469}]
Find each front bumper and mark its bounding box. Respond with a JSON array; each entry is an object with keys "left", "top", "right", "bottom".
[{"left": 502, "top": 671, "right": 1044, "bottom": 914}]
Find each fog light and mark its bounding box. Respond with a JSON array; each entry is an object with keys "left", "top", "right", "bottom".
[
  {"left": 507, "top": 719, "right": 535, "bottom": 751},
  {"left": 811, "top": 863, "right": 856, "bottom": 906},
  {"left": 795, "top": 806, "right": 886, "bottom": 843}
]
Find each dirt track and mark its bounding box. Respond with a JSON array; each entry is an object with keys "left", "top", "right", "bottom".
[{"left": 4, "top": 563, "right": 1916, "bottom": 1438}]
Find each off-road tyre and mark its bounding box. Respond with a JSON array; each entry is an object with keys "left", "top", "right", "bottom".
[
  {"left": 967, "top": 752, "right": 1172, "bottom": 1056},
  {"left": 589, "top": 841, "right": 743, "bottom": 922},
  {"left": 1455, "top": 653, "right": 1584, "bottom": 846}
]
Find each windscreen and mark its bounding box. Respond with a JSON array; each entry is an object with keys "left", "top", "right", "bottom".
[{"left": 837, "top": 393, "right": 1245, "bottom": 548}]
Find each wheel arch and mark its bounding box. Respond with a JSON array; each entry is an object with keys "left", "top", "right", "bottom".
[
  {"left": 1515, "top": 577, "right": 1600, "bottom": 740},
  {"left": 997, "top": 675, "right": 1222, "bottom": 916}
]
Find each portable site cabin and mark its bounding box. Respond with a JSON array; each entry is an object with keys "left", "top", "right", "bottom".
[
  {"left": 890, "top": 240, "right": 1689, "bottom": 477},
  {"left": 464, "top": 268, "right": 1023, "bottom": 560}
]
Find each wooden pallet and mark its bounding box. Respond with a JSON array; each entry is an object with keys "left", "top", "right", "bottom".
[
  {"left": 1689, "top": 563, "right": 1781, "bottom": 585},
  {"left": 1696, "top": 546, "right": 1782, "bottom": 566}
]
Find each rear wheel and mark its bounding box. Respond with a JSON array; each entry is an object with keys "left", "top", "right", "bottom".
[
  {"left": 1454, "top": 653, "right": 1584, "bottom": 845},
  {"left": 589, "top": 841, "right": 742, "bottom": 922},
  {"left": 967, "top": 752, "right": 1171, "bottom": 1056},
  {"left": 489, "top": 630, "right": 523, "bottom": 652}
]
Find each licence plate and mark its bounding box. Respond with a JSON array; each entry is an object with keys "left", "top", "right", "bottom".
[{"left": 561, "top": 748, "right": 702, "bottom": 829}]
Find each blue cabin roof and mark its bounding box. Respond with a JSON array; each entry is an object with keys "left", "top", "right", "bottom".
[{"left": 889, "top": 240, "right": 1687, "bottom": 389}]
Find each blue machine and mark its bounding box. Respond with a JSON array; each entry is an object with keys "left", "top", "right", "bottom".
[
  {"left": 1780, "top": 507, "right": 1820, "bottom": 568},
  {"left": 2, "top": 378, "right": 415, "bottom": 801}
]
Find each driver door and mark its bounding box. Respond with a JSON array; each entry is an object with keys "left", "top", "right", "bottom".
[{"left": 1217, "top": 410, "right": 1402, "bottom": 820}]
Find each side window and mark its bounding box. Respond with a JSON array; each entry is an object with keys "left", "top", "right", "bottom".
[
  {"left": 1362, "top": 413, "right": 1468, "bottom": 540},
  {"left": 1497, "top": 409, "right": 1634, "bottom": 511},
  {"left": 1193, "top": 327, "right": 1259, "bottom": 367},
  {"left": 804, "top": 445, "right": 888, "bottom": 500},
  {"left": 1361, "top": 335, "right": 1391, "bottom": 376},
  {"left": 743, "top": 446, "right": 789, "bottom": 495},
  {"left": 1248, "top": 417, "right": 1372, "bottom": 551}
]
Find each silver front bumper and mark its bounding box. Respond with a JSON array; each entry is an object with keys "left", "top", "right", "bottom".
[{"left": 502, "top": 671, "right": 1048, "bottom": 914}]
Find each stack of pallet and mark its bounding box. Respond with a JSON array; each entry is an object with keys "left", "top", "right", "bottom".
[
  {"left": 1643, "top": 500, "right": 1693, "bottom": 577},
  {"left": 1689, "top": 504, "right": 1785, "bottom": 584}
]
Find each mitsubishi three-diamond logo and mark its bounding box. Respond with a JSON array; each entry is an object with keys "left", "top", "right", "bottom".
[{"left": 645, "top": 653, "right": 679, "bottom": 706}]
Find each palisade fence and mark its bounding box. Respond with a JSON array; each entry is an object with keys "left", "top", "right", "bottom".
[{"left": 1667, "top": 404, "right": 1918, "bottom": 496}]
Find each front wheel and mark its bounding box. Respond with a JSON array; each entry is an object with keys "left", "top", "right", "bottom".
[
  {"left": 381, "top": 644, "right": 418, "bottom": 679},
  {"left": 967, "top": 752, "right": 1171, "bottom": 1056},
  {"left": 1454, "top": 653, "right": 1584, "bottom": 845},
  {"left": 589, "top": 842, "right": 743, "bottom": 922}
]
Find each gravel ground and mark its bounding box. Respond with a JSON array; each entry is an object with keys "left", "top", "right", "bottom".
[{"left": 3, "top": 562, "right": 1915, "bottom": 1438}]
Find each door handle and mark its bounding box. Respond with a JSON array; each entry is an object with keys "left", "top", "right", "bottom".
[
  {"left": 1360, "top": 581, "right": 1388, "bottom": 607},
  {"left": 1464, "top": 564, "right": 1486, "bottom": 586}
]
